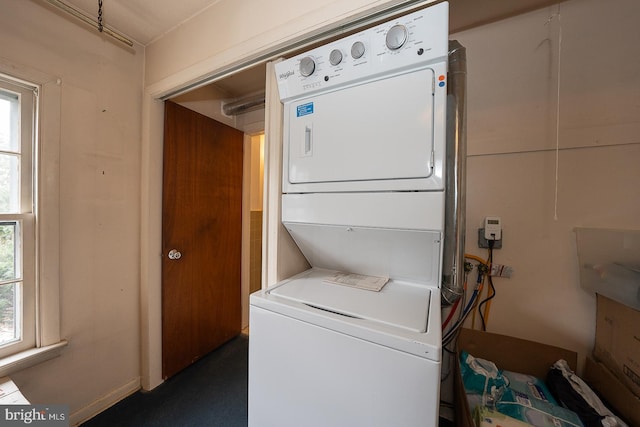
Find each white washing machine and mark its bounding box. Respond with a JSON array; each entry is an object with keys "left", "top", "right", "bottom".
[{"left": 249, "top": 3, "right": 449, "bottom": 426}]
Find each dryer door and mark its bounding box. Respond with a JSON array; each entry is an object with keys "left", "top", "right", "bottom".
[{"left": 283, "top": 65, "right": 446, "bottom": 193}]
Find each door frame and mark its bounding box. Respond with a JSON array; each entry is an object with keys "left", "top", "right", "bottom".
[
  {"left": 140, "top": 0, "right": 436, "bottom": 391},
  {"left": 141, "top": 83, "right": 278, "bottom": 392}
]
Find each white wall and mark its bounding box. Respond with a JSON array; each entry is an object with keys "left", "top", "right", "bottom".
[
  {"left": 171, "top": 86, "right": 266, "bottom": 135},
  {"left": 144, "top": 0, "right": 431, "bottom": 89},
  {"left": 454, "top": 0, "right": 640, "bottom": 364},
  {"left": 0, "top": 0, "right": 143, "bottom": 423}
]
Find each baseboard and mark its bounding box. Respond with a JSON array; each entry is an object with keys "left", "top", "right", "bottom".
[{"left": 70, "top": 377, "right": 141, "bottom": 426}]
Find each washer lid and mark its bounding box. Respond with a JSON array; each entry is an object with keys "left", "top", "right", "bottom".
[
  {"left": 269, "top": 268, "right": 431, "bottom": 333},
  {"left": 283, "top": 222, "right": 442, "bottom": 286}
]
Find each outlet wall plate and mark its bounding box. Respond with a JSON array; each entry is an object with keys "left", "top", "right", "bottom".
[{"left": 478, "top": 228, "right": 502, "bottom": 249}]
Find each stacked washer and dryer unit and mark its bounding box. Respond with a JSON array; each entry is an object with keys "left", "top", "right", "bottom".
[{"left": 249, "top": 3, "right": 464, "bottom": 426}]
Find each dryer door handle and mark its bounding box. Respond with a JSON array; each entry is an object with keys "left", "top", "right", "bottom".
[{"left": 304, "top": 124, "right": 313, "bottom": 156}]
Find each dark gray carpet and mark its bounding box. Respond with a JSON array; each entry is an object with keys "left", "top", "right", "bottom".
[
  {"left": 81, "top": 333, "right": 453, "bottom": 427},
  {"left": 81, "top": 334, "right": 248, "bottom": 427}
]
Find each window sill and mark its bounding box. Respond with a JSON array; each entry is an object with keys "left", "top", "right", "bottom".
[{"left": 0, "top": 341, "right": 68, "bottom": 377}]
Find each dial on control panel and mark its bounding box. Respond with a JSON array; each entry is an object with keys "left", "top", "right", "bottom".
[
  {"left": 350, "top": 41, "right": 366, "bottom": 59},
  {"left": 299, "top": 56, "right": 316, "bottom": 77},
  {"left": 385, "top": 24, "right": 408, "bottom": 50},
  {"left": 301, "top": 25, "right": 406, "bottom": 74},
  {"left": 329, "top": 49, "right": 343, "bottom": 66}
]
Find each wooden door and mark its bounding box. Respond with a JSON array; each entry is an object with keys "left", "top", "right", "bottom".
[{"left": 162, "top": 100, "right": 243, "bottom": 379}]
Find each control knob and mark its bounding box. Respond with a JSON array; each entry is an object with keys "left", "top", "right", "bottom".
[
  {"left": 351, "top": 41, "right": 366, "bottom": 59},
  {"left": 386, "top": 24, "right": 408, "bottom": 50},
  {"left": 299, "top": 56, "right": 316, "bottom": 77},
  {"left": 329, "top": 49, "right": 343, "bottom": 66}
]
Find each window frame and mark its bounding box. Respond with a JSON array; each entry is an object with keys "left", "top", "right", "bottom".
[
  {"left": 0, "top": 77, "right": 37, "bottom": 358},
  {"left": 0, "top": 64, "right": 66, "bottom": 375}
]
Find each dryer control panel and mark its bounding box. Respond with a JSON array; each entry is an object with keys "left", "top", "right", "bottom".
[{"left": 275, "top": 2, "right": 449, "bottom": 102}]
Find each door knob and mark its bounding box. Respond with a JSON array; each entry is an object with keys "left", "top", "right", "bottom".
[{"left": 168, "top": 249, "right": 182, "bottom": 260}]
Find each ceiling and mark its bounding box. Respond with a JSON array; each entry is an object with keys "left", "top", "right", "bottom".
[
  {"left": 56, "top": 0, "right": 221, "bottom": 46},
  {"left": 48, "top": 0, "right": 264, "bottom": 99}
]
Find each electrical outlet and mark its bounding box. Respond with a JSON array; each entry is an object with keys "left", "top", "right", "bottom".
[
  {"left": 478, "top": 228, "right": 502, "bottom": 249},
  {"left": 484, "top": 216, "right": 502, "bottom": 240}
]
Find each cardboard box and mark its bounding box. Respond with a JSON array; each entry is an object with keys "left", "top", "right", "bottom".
[
  {"left": 582, "top": 357, "right": 640, "bottom": 427},
  {"left": 454, "top": 328, "right": 577, "bottom": 427},
  {"left": 594, "top": 294, "right": 640, "bottom": 398},
  {"left": 455, "top": 328, "right": 639, "bottom": 427}
]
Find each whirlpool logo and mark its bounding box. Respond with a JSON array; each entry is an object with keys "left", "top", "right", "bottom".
[{"left": 279, "top": 70, "right": 295, "bottom": 80}]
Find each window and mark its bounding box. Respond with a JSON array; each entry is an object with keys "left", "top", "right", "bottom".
[
  {"left": 0, "top": 64, "right": 64, "bottom": 375},
  {"left": 0, "top": 76, "right": 36, "bottom": 359}
]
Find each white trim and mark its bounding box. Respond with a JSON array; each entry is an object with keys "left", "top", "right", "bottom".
[
  {"left": 0, "top": 340, "right": 67, "bottom": 377},
  {"left": 0, "top": 60, "right": 63, "bottom": 362},
  {"left": 37, "top": 77, "right": 62, "bottom": 347},
  {"left": 241, "top": 134, "right": 251, "bottom": 329},
  {"left": 70, "top": 376, "right": 141, "bottom": 426},
  {"left": 262, "top": 60, "right": 284, "bottom": 288},
  {"left": 0, "top": 77, "right": 36, "bottom": 358},
  {"left": 140, "top": 96, "right": 164, "bottom": 391}
]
